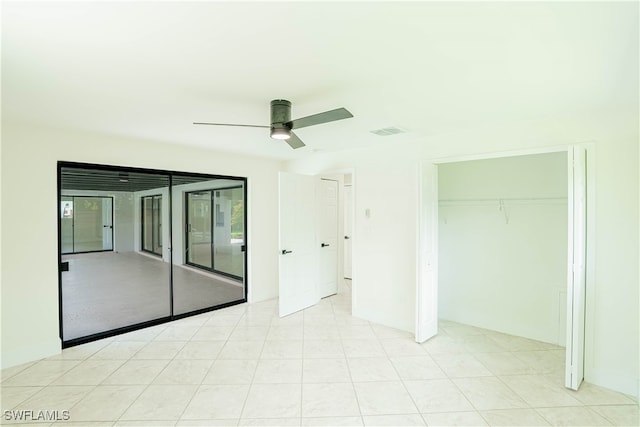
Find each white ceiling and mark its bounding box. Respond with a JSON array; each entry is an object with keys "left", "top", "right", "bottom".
[{"left": 3, "top": 1, "right": 638, "bottom": 160}]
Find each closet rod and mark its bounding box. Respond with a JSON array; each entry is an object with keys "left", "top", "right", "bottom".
[{"left": 439, "top": 197, "right": 566, "bottom": 203}]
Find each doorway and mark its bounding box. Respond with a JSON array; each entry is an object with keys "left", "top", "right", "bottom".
[
  {"left": 417, "top": 145, "right": 593, "bottom": 391},
  {"left": 343, "top": 176, "right": 353, "bottom": 280},
  {"left": 141, "top": 194, "right": 162, "bottom": 256},
  {"left": 61, "top": 195, "right": 114, "bottom": 254},
  {"left": 437, "top": 152, "right": 568, "bottom": 346},
  {"left": 319, "top": 178, "right": 339, "bottom": 298},
  {"left": 278, "top": 171, "right": 353, "bottom": 317},
  {"left": 185, "top": 186, "right": 245, "bottom": 280}
]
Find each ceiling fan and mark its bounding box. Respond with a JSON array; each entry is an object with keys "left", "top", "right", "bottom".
[{"left": 194, "top": 99, "right": 353, "bottom": 149}]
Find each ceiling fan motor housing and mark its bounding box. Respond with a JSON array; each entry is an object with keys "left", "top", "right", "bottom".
[{"left": 270, "top": 99, "right": 292, "bottom": 138}]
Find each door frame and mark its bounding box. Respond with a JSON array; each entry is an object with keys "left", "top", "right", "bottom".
[
  {"left": 318, "top": 174, "right": 342, "bottom": 298},
  {"left": 60, "top": 194, "right": 115, "bottom": 255},
  {"left": 416, "top": 143, "right": 595, "bottom": 389},
  {"left": 277, "top": 168, "right": 355, "bottom": 315},
  {"left": 566, "top": 145, "right": 589, "bottom": 390},
  {"left": 343, "top": 182, "right": 354, "bottom": 280},
  {"left": 141, "top": 194, "right": 163, "bottom": 256},
  {"left": 317, "top": 168, "right": 355, "bottom": 297},
  {"left": 184, "top": 185, "right": 245, "bottom": 281},
  {"left": 58, "top": 162, "right": 249, "bottom": 348}
]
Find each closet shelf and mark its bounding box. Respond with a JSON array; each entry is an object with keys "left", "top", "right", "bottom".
[{"left": 439, "top": 197, "right": 567, "bottom": 205}]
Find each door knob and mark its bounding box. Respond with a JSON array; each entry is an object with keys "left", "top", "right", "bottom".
[
  {"left": 321, "top": 243, "right": 330, "bottom": 247},
  {"left": 344, "top": 236, "right": 350, "bottom": 240},
  {"left": 281, "top": 249, "right": 293, "bottom": 255}
]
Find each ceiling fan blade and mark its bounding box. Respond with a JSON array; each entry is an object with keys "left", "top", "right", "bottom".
[
  {"left": 193, "top": 122, "right": 269, "bottom": 129},
  {"left": 286, "top": 107, "right": 353, "bottom": 130},
  {"left": 285, "top": 131, "right": 306, "bottom": 149}
]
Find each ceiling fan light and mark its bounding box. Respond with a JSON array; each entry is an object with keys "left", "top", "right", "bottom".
[{"left": 270, "top": 127, "right": 291, "bottom": 140}]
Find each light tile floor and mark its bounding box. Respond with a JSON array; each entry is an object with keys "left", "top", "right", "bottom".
[{"left": 1, "top": 287, "right": 638, "bottom": 426}]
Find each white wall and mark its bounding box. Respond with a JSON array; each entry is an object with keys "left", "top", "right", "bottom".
[
  {"left": 0, "top": 123, "right": 281, "bottom": 369},
  {"left": 437, "top": 152, "right": 568, "bottom": 345},
  {"left": 284, "top": 109, "right": 638, "bottom": 398},
  {"left": 61, "top": 190, "right": 136, "bottom": 253}
]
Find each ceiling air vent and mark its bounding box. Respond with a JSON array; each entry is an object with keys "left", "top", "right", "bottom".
[{"left": 370, "top": 126, "right": 407, "bottom": 136}]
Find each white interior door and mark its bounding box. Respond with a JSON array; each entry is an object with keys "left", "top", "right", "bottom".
[
  {"left": 102, "top": 197, "right": 113, "bottom": 250},
  {"left": 416, "top": 162, "right": 439, "bottom": 342},
  {"left": 279, "top": 172, "right": 320, "bottom": 317},
  {"left": 319, "top": 179, "right": 339, "bottom": 297},
  {"left": 344, "top": 185, "right": 353, "bottom": 279},
  {"left": 566, "top": 146, "right": 587, "bottom": 390}
]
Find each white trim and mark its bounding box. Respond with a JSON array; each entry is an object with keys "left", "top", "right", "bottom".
[
  {"left": 415, "top": 161, "right": 438, "bottom": 343},
  {"left": 428, "top": 144, "right": 581, "bottom": 165},
  {"left": 582, "top": 142, "right": 597, "bottom": 391},
  {"left": 317, "top": 174, "right": 343, "bottom": 298},
  {"left": 566, "top": 145, "right": 587, "bottom": 390},
  {"left": 417, "top": 144, "right": 595, "bottom": 392},
  {"left": 1, "top": 338, "right": 62, "bottom": 370},
  {"left": 315, "top": 168, "right": 356, "bottom": 306}
]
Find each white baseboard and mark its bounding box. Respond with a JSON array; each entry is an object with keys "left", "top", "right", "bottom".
[
  {"left": 1, "top": 338, "right": 61, "bottom": 370},
  {"left": 586, "top": 369, "right": 639, "bottom": 401}
]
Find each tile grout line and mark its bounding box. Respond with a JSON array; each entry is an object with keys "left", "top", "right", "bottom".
[
  {"left": 300, "top": 307, "right": 307, "bottom": 424},
  {"left": 113, "top": 338, "right": 186, "bottom": 422},
  {"left": 3, "top": 292, "right": 636, "bottom": 426},
  {"left": 112, "top": 311, "right": 221, "bottom": 423},
  {"left": 50, "top": 342, "right": 139, "bottom": 423},
  {"left": 233, "top": 307, "right": 271, "bottom": 424},
  {"left": 39, "top": 341, "right": 118, "bottom": 422},
  {"left": 174, "top": 310, "right": 240, "bottom": 424},
  {"left": 330, "top": 294, "right": 364, "bottom": 426},
  {"left": 428, "top": 344, "right": 481, "bottom": 418},
  {"left": 67, "top": 337, "right": 151, "bottom": 423},
  {"left": 385, "top": 340, "right": 430, "bottom": 426}
]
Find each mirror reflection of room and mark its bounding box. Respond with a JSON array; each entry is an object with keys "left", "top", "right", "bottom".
[{"left": 59, "top": 165, "right": 247, "bottom": 344}]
